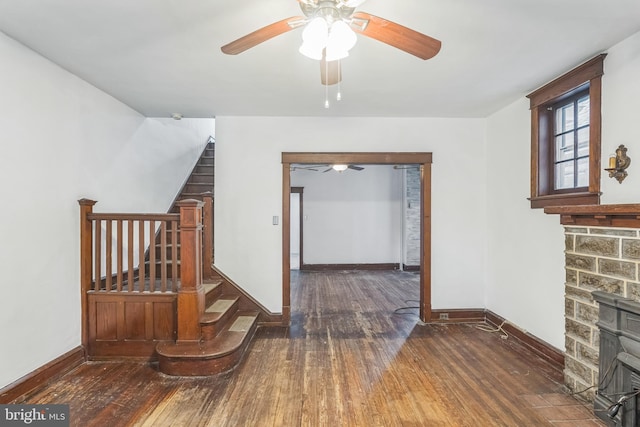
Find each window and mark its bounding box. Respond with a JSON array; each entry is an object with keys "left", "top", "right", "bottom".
[
  {"left": 527, "top": 54, "right": 605, "bottom": 209},
  {"left": 552, "top": 89, "right": 590, "bottom": 191}
]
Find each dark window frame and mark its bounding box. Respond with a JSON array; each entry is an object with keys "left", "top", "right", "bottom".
[{"left": 527, "top": 54, "right": 605, "bottom": 209}]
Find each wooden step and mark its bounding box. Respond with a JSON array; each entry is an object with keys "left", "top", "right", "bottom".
[
  {"left": 144, "top": 260, "right": 180, "bottom": 278},
  {"left": 201, "top": 296, "right": 240, "bottom": 340},
  {"left": 198, "top": 156, "right": 214, "bottom": 165},
  {"left": 203, "top": 280, "right": 223, "bottom": 306},
  {"left": 183, "top": 182, "right": 213, "bottom": 194},
  {"left": 188, "top": 173, "right": 214, "bottom": 184},
  {"left": 193, "top": 164, "right": 213, "bottom": 174},
  {"left": 153, "top": 243, "right": 180, "bottom": 259},
  {"left": 156, "top": 311, "right": 259, "bottom": 376}
]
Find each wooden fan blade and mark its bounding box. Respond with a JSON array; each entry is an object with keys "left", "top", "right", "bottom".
[
  {"left": 351, "top": 12, "right": 441, "bottom": 60},
  {"left": 221, "top": 16, "right": 305, "bottom": 55},
  {"left": 320, "top": 51, "right": 341, "bottom": 85},
  {"left": 348, "top": 165, "right": 364, "bottom": 171}
]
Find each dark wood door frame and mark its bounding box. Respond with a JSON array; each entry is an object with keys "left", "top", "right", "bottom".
[
  {"left": 282, "top": 152, "right": 432, "bottom": 323},
  {"left": 290, "top": 187, "right": 304, "bottom": 268}
]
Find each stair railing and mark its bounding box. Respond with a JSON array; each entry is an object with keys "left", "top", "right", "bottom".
[{"left": 79, "top": 198, "right": 206, "bottom": 345}]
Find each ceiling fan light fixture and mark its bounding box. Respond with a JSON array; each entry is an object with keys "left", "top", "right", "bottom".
[
  {"left": 325, "top": 46, "right": 348, "bottom": 61},
  {"left": 300, "top": 16, "right": 356, "bottom": 61},
  {"left": 299, "top": 17, "right": 329, "bottom": 59},
  {"left": 328, "top": 20, "right": 357, "bottom": 51},
  {"left": 299, "top": 42, "right": 324, "bottom": 60},
  {"left": 302, "top": 17, "right": 328, "bottom": 41},
  {"left": 332, "top": 164, "right": 349, "bottom": 172}
]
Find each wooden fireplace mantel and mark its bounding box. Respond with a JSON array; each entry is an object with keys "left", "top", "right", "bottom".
[{"left": 544, "top": 204, "right": 640, "bottom": 228}]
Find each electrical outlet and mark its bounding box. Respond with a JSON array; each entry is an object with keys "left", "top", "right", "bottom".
[{"left": 439, "top": 313, "right": 449, "bottom": 320}]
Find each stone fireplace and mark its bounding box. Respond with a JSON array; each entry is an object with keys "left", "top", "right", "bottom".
[{"left": 545, "top": 204, "right": 640, "bottom": 424}]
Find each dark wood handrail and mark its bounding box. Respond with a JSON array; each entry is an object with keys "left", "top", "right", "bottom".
[
  {"left": 81, "top": 208, "right": 183, "bottom": 294},
  {"left": 88, "top": 213, "right": 180, "bottom": 221}
]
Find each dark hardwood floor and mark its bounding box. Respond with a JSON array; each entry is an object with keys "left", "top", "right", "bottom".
[{"left": 21, "top": 270, "right": 604, "bottom": 426}]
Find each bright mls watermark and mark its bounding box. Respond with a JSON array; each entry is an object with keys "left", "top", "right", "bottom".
[{"left": 0, "top": 405, "right": 69, "bottom": 426}]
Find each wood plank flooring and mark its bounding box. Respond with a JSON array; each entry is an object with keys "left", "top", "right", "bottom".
[{"left": 21, "top": 270, "right": 604, "bottom": 426}]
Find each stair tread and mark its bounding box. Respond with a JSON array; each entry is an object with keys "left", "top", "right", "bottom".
[
  {"left": 156, "top": 312, "right": 258, "bottom": 359},
  {"left": 202, "top": 296, "right": 239, "bottom": 324},
  {"left": 205, "top": 297, "right": 238, "bottom": 313},
  {"left": 202, "top": 281, "right": 222, "bottom": 294},
  {"left": 200, "top": 296, "right": 240, "bottom": 326}
]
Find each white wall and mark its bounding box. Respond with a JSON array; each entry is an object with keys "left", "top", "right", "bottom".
[
  {"left": 0, "top": 31, "right": 214, "bottom": 389},
  {"left": 291, "top": 166, "right": 403, "bottom": 265},
  {"left": 484, "top": 29, "right": 640, "bottom": 350},
  {"left": 601, "top": 31, "right": 640, "bottom": 203},
  {"left": 485, "top": 98, "right": 566, "bottom": 349},
  {"left": 214, "top": 116, "right": 487, "bottom": 312}
]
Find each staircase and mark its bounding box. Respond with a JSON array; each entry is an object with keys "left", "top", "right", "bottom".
[
  {"left": 145, "top": 140, "right": 216, "bottom": 279},
  {"left": 155, "top": 138, "right": 260, "bottom": 376},
  {"left": 174, "top": 139, "right": 216, "bottom": 202}
]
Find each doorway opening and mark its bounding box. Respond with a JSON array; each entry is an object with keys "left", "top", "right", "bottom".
[
  {"left": 281, "top": 152, "right": 432, "bottom": 323},
  {"left": 290, "top": 187, "right": 303, "bottom": 270}
]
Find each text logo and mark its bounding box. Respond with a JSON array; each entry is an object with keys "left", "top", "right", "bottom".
[{"left": 0, "top": 405, "right": 69, "bottom": 426}]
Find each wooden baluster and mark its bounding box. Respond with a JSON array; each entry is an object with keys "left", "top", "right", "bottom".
[
  {"left": 201, "top": 192, "right": 214, "bottom": 280},
  {"left": 127, "top": 220, "right": 134, "bottom": 292},
  {"left": 78, "top": 198, "right": 97, "bottom": 352},
  {"left": 105, "top": 220, "right": 112, "bottom": 292},
  {"left": 94, "top": 219, "right": 101, "bottom": 291},
  {"left": 176, "top": 199, "right": 205, "bottom": 342},
  {"left": 160, "top": 221, "right": 167, "bottom": 293},
  {"left": 116, "top": 220, "right": 123, "bottom": 292},
  {"left": 149, "top": 220, "right": 156, "bottom": 292},
  {"left": 138, "top": 220, "right": 145, "bottom": 292},
  {"left": 171, "top": 220, "right": 178, "bottom": 292}
]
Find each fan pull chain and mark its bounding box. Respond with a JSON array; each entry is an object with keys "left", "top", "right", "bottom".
[
  {"left": 336, "top": 59, "right": 342, "bottom": 101},
  {"left": 324, "top": 57, "right": 330, "bottom": 108}
]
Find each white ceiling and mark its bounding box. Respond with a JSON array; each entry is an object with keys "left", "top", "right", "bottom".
[{"left": 1, "top": 0, "right": 639, "bottom": 118}]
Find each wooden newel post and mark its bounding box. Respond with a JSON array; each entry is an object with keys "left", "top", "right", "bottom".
[
  {"left": 177, "top": 199, "right": 205, "bottom": 342},
  {"left": 78, "top": 198, "right": 97, "bottom": 350},
  {"left": 201, "top": 191, "right": 214, "bottom": 280}
]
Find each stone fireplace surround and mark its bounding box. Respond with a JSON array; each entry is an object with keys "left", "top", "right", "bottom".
[{"left": 545, "top": 204, "right": 640, "bottom": 422}]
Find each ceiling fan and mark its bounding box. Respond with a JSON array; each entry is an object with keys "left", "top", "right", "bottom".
[
  {"left": 291, "top": 164, "right": 365, "bottom": 172},
  {"left": 221, "top": 0, "right": 441, "bottom": 86}
]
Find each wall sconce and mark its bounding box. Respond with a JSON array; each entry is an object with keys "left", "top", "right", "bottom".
[{"left": 605, "top": 144, "right": 631, "bottom": 183}]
